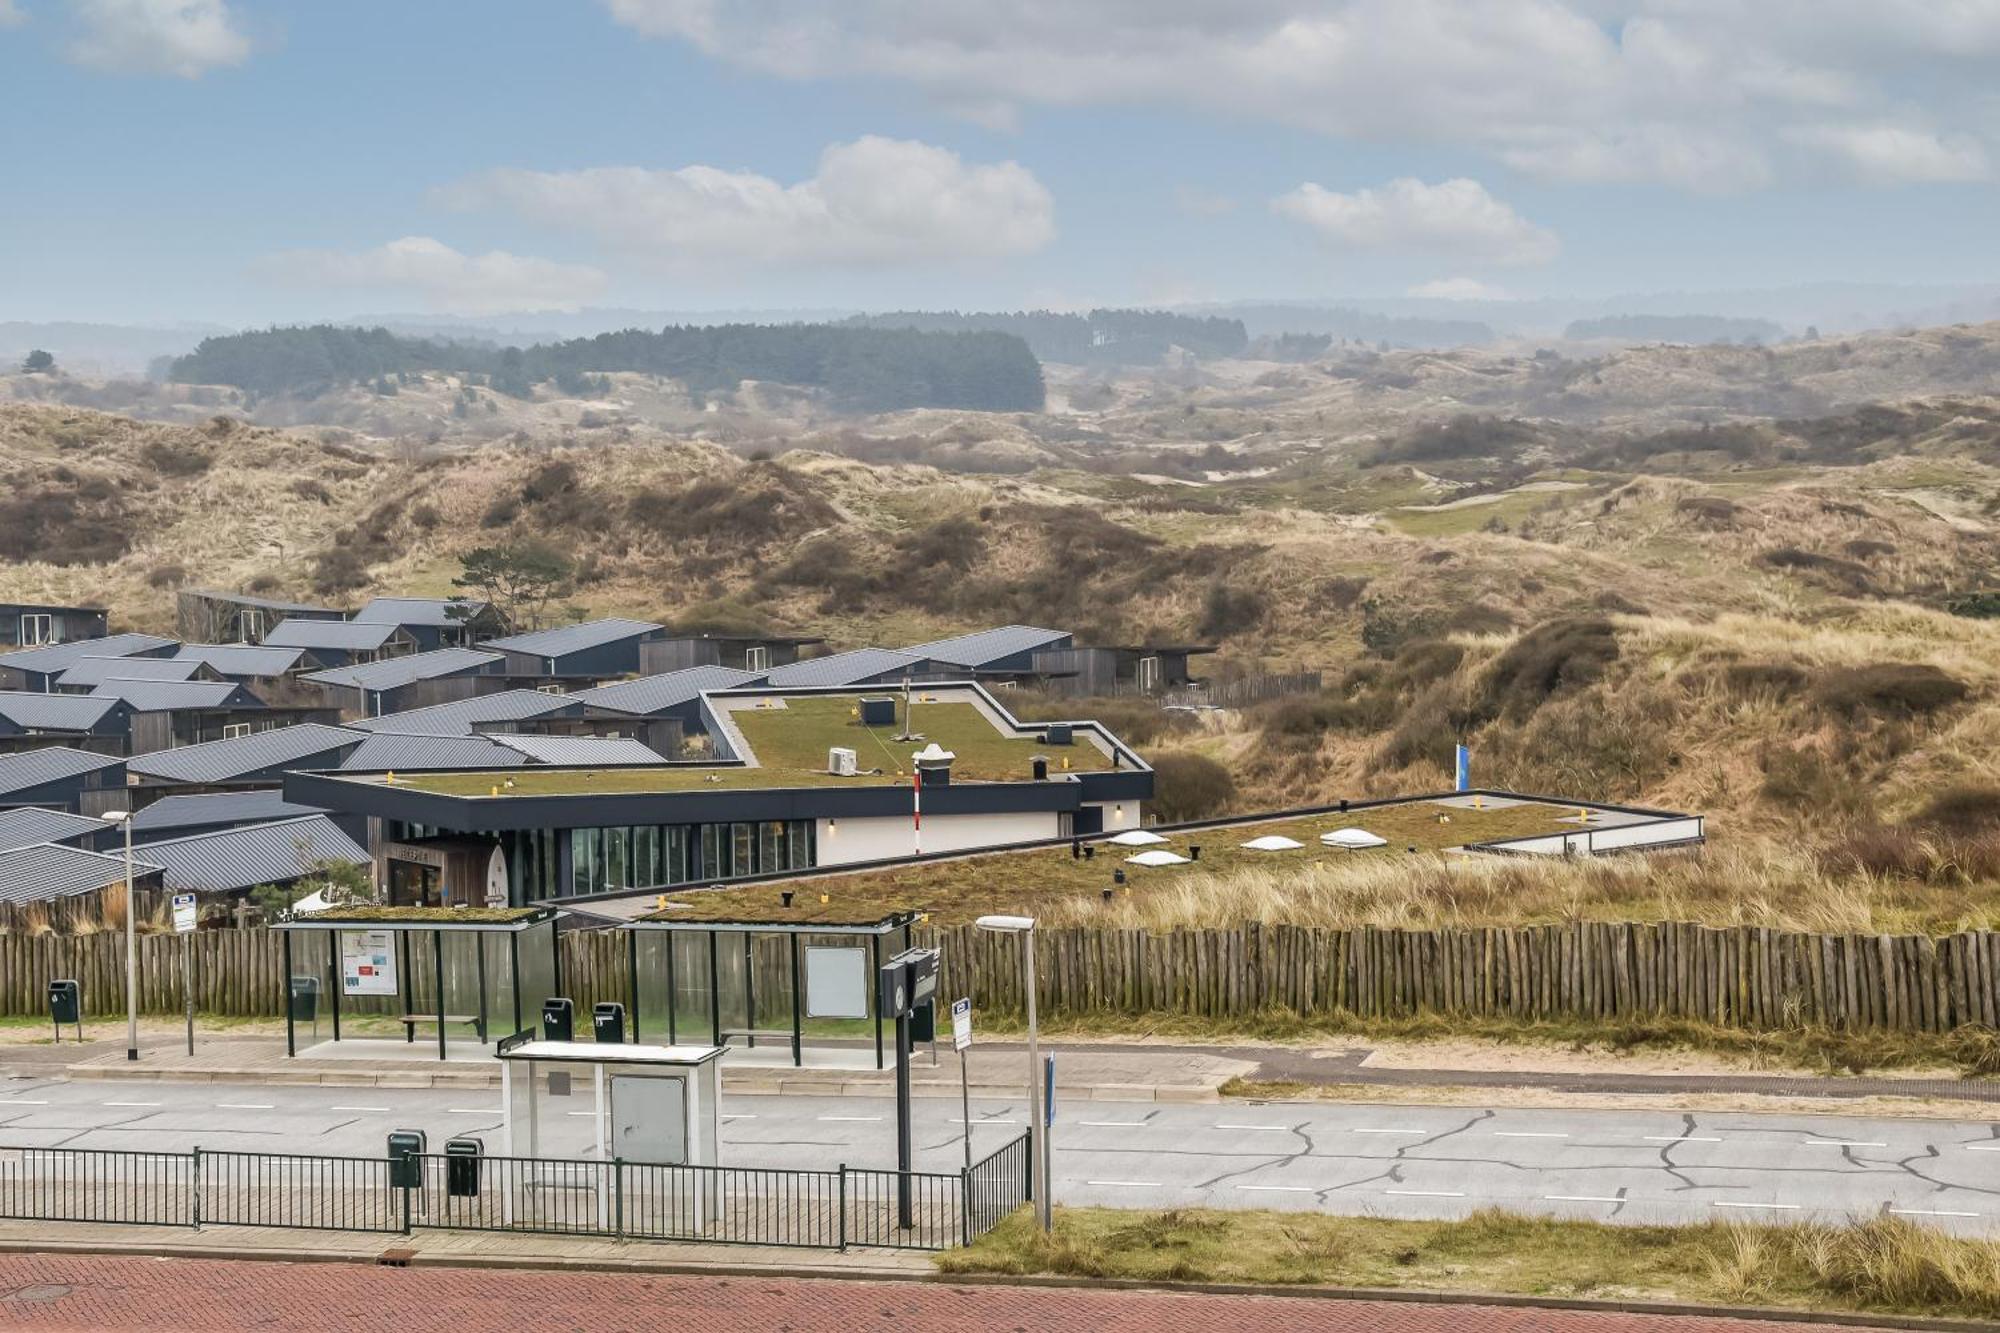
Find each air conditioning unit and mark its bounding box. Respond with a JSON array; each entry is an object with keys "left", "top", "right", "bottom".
[{"left": 828, "top": 746, "right": 858, "bottom": 777}]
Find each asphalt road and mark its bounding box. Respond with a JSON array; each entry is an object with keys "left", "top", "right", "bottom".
[{"left": 3, "top": 1074, "right": 1997, "bottom": 1233}]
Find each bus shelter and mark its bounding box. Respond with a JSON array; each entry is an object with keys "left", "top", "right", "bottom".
[
  {"left": 274, "top": 906, "right": 562, "bottom": 1060},
  {"left": 622, "top": 906, "right": 917, "bottom": 1069}
]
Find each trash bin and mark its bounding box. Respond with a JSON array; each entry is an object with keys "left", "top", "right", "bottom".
[
  {"left": 48, "top": 979, "right": 80, "bottom": 1042},
  {"left": 387, "top": 1129, "right": 426, "bottom": 1189},
  {"left": 592, "top": 1001, "right": 625, "bottom": 1044},
  {"left": 444, "top": 1136, "right": 482, "bottom": 1198},
  {"left": 288, "top": 975, "right": 319, "bottom": 1023},
  {"left": 542, "top": 996, "right": 574, "bottom": 1042}
]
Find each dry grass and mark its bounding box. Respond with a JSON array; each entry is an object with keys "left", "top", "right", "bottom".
[{"left": 942, "top": 1207, "right": 2000, "bottom": 1321}]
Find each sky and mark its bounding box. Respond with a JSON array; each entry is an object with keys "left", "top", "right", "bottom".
[{"left": 1, "top": 0, "right": 1998, "bottom": 326}]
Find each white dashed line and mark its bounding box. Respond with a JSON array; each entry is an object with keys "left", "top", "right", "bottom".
[
  {"left": 102, "top": 1101, "right": 160, "bottom": 1108},
  {"left": 1645, "top": 1136, "right": 1721, "bottom": 1143},
  {"left": 1352, "top": 1128, "right": 1428, "bottom": 1136},
  {"left": 1216, "top": 1124, "right": 1290, "bottom": 1132},
  {"left": 1963, "top": 1144, "right": 2000, "bottom": 1152},
  {"left": 215, "top": 1103, "right": 274, "bottom": 1111},
  {"left": 1086, "top": 1180, "right": 1163, "bottom": 1188},
  {"left": 1386, "top": 1189, "right": 1465, "bottom": 1198},
  {"left": 1804, "top": 1140, "right": 1886, "bottom": 1148},
  {"left": 1712, "top": 1201, "right": 1800, "bottom": 1211},
  {"left": 1236, "top": 1184, "right": 1313, "bottom": 1193},
  {"left": 0, "top": 1100, "right": 49, "bottom": 1106},
  {"left": 566, "top": 1111, "right": 596, "bottom": 1117},
  {"left": 1545, "top": 1195, "right": 1624, "bottom": 1204},
  {"left": 330, "top": 1106, "right": 390, "bottom": 1113},
  {"left": 818, "top": 1116, "right": 883, "bottom": 1123},
  {"left": 1891, "top": 1208, "right": 1980, "bottom": 1219},
  {"left": 447, "top": 1108, "right": 500, "bottom": 1115},
  {"left": 1496, "top": 1132, "right": 1569, "bottom": 1139},
  {"left": 721, "top": 1114, "right": 756, "bottom": 1121}
]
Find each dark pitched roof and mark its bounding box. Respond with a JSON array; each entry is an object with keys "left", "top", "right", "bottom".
[
  {"left": 0, "top": 843, "right": 162, "bottom": 904},
  {"left": 574, "top": 665, "right": 764, "bottom": 716},
  {"left": 173, "top": 644, "right": 313, "bottom": 677},
  {"left": 127, "top": 789, "right": 324, "bottom": 836},
  {"left": 184, "top": 589, "right": 339, "bottom": 614},
  {"left": 136, "top": 815, "right": 369, "bottom": 892},
  {"left": 349, "top": 689, "right": 580, "bottom": 736},
  {"left": 339, "top": 732, "right": 528, "bottom": 772},
  {"left": 0, "top": 691, "right": 129, "bottom": 733},
  {"left": 262, "top": 620, "right": 408, "bottom": 651},
  {"left": 352, "top": 596, "right": 494, "bottom": 627},
  {"left": 491, "top": 735, "right": 667, "bottom": 766},
  {"left": 125, "top": 723, "right": 360, "bottom": 784},
  {"left": 0, "top": 633, "right": 176, "bottom": 676},
  {"left": 762, "top": 647, "right": 928, "bottom": 688},
  {"left": 481, "top": 618, "right": 663, "bottom": 657},
  {"left": 0, "top": 747, "right": 126, "bottom": 798},
  {"left": 901, "top": 625, "right": 1069, "bottom": 668},
  {"left": 303, "top": 647, "right": 503, "bottom": 692},
  {"left": 0, "top": 807, "right": 107, "bottom": 853},
  {"left": 90, "top": 680, "right": 261, "bottom": 711},
  {"left": 56, "top": 656, "right": 206, "bottom": 689}
]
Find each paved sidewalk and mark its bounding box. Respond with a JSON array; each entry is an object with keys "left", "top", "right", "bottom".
[{"left": 0, "top": 1252, "right": 1942, "bottom": 1332}]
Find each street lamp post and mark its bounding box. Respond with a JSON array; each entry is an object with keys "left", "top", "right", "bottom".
[
  {"left": 105, "top": 810, "right": 138, "bottom": 1061},
  {"left": 976, "top": 914, "right": 1049, "bottom": 1231}
]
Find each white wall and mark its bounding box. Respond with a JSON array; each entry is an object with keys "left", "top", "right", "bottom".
[{"left": 815, "top": 810, "right": 1062, "bottom": 866}]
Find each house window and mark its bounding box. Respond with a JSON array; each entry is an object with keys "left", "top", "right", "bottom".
[
  {"left": 19, "top": 614, "right": 55, "bottom": 646},
  {"left": 537, "top": 683, "right": 566, "bottom": 695},
  {"left": 236, "top": 609, "right": 266, "bottom": 644},
  {"left": 744, "top": 645, "right": 771, "bottom": 672},
  {"left": 1137, "top": 655, "right": 1162, "bottom": 692},
  {"left": 222, "top": 722, "right": 252, "bottom": 739}
]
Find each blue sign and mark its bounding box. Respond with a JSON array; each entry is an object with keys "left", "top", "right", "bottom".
[
  {"left": 1044, "top": 1054, "right": 1056, "bottom": 1127},
  {"left": 1455, "top": 744, "right": 1470, "bottom": 792}
]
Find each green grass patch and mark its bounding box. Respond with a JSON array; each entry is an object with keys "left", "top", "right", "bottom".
[{"left": 940, "top": 1207, "right": 2000, "bottom": 1321}]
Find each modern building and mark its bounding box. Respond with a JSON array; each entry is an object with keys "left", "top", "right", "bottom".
[
  {"left": 0, "top": 807, "right": 108, "bottom": 854},
  {"left": 0, "top": 843, "right": 161, "bottom": 908},
  {"left": 0, "top": 748, "right": 128, "bottom": 816},
  {"left": 135, "top": 815, "right": 370, "bottom": 897},
  {"left": 285, "top": 682, "right": 1151, "bottom": 907},
  {"left": 903, "top": 625, "right": 1072, "bottom": 675},
  {"left": 0, "top": 632, "right": 177, "bottom": 693},
  {"left": 262, "top": 618, "right": 419, "bottom": 667},
  {"left": 126, "top": 723, "right": 364, "bottom": 795},
  {"left": 0, "top": 602, "right": 108, "bottom": 650},
  {"left": 302, "top": 647, "right": 508, "bottom": 718},
  {"left": 0, "top": 692, "right": 133, "bottom": 756},
  {"left": 1031, "top": 642, "right": 1218, "bottom": 695},
  {"left": 172, "top": 643, "right": 324, "bottom": 686},
  {"left": 127, "top": 789, "right": 333, "bottom": 843},
  {"left": 55, "top": 656, "right": 213, "bottom": 692},
  {"left": 760, "top": 647, "right": 967, "bottom": 690},
  {"left": 572, "top": 665, "right": 762, "bottom": 750},
  {"left": 479, "top": 618, "right": 667, "bottom": 679},
  {"left": 348, "top": 689, "right": 586, "bottom": 737},
  {"left": 639, "top": 633, "right": 822, "bottom": 675},
  {"left": 352, "top": 596, "right": 509, "bottom": 651},
  {"left": 176, "top": 590, "right": 344, "bottom": 646}
]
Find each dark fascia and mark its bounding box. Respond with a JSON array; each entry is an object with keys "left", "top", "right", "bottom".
[{"left": 282, "top": 766, "right": 1108, "bottom": 834}]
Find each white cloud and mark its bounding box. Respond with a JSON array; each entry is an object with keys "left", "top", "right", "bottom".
[
  {"left": 439, "top": 137, "right": 1054, "bottom": 269},
  {"left": 1786, "top": 124, "right": 1990, "bottom": 184},
  {"left": 1407, "top": 277, "right": 1511, "bottom": 300},
  {"left": 598, "top": 1, "right": 1999, "bottom": 192},
  {"left": 251, "top": 237, "right": 608, "bottom": 315},
  {"left": 0, "top": 1, "right": 27, "bottom": 29},
  {"left": 1273, "top": 177, "right": 1560, "bottom": 266},
  {"left": 67, "top": 0, "right": 249, "bottom": 78}
]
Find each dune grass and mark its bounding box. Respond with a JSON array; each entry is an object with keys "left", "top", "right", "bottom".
[{"left": 941, "top": 1207, "right": 2000, "bottom": 1322}]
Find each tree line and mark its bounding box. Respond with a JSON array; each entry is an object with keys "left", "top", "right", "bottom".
[
  {"left": 166, "top": 322, "right": 1046, "bottom": 413},
  {"left": 844, "top": 308, "right": 1249, "bottom": 363}
]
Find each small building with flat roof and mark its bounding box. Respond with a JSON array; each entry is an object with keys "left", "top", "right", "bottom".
[
  {"left": 352, "top": 596, "right": 509, "bottom": 651},
  {"left": 639, "top": 632, "right": 821, "bottom": 676},
  {"left": 262, "top": 618, "right": 420, "bottom": 667},
  {"left": 0, "top": 602, "right": 108, "bottom": 651},
  {"left": 480, "top": 618, "right": 667, "bottom": 679},
  {"left": 176, "top": 589, "right": 344, "bottom": 646}
]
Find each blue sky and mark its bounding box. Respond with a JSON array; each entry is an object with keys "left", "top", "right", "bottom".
[{"left": 2, "top": 0, "right": 1997, "bottom": 325}]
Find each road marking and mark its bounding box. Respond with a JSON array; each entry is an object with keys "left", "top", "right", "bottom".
[
  {"left": 951, "top": 1118, "right": 1019, "bottom": 1125},
  {"left": 1216, "top": 1123, "right": 1290, "bottom": 1131},
  {"left": 215, "top": 1103, "right": 274, "bottom": 1111},
  {"left": 1645, "top": 1136, "right": 1721, "bottom": 1143},
  {"left": 1086, "top": 1180, "right": 1163, "bottom": 1188},
  {"left": 819, "top": 1116, "right": 883, "bottom": 1123},
  {"left": 1804, "top": 1140, "right": 1886, "bottom": 1148},
  {"left": 1891, "top": 1208, "right": 1980, "bottom": 1219},
  {"left": 1712, "top": 1201, "right": 1801, "bottom": 1211},
  {"left": 0, "top": 1100, "right": 49, "bottom": 1106},
  {"left": 1496, "top": 1131, "right": 1569, "bottom": 1139},
  {"left": 102, "top": 1101, "right": 160, "bottom": 1108},
  {"left": 330, "top": 1105, "right": 390, "bottom": 1113},
  {"left": 1964, "top": 1144, "right": 2000, "bottom": 1152},
  {"left": 1078, "top": 1120, "right": 1147, "bottom": 1128},
  {"left": 447, "top": 1108, "right": 500, "bottom": 1115},
  {"left": 1353, "top": 1128, "right": 1428, "bottom": 1136},
  {"left": 1545, "top": 1195, "right": 1624, "bottom": 1204},
  {"left": 566, "top": 1111, "right": 596, "bottom": 1117},
  {"left": 1386, "top": 1189, "right": 1465, "bottom": 1198},
  {"left": 1236, "top": 1184, "right": 1313, "bottom": 1193},
  {"left": 721, "top": 1114, "right": 756, "bottom": 1121}
]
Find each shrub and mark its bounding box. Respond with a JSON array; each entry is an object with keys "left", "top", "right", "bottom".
[
  {"left": 1481, "top": 617, "right": 1618, "bottom": 719},
  {"left": 141, "top": 438, "right": 214, "bottom": 477},
  {"left": 1723, "top": 661, "right": 1808, "bottom": 697},
  {"left": 1813, "top": 664, "right": 1969, "bottom": 717},
  {"left": 1910, "top": 785, "right": 2000, "bottom": 836},
  {"left": 1146, "top": 752, "right": 1238, "bottom": 823},
  {"left": 1675, "top": 496, "right": 1739, "bottom": 527},
  {"left": 1196, "top": 582, "right": 1265, "bottom": 639},
  {"left": 309, "top": 547, "right": 370, "bottom": 596},
  {"left": 1843, "top": 538, "right": 1895, "bottom": 560},
  {"left": 290, "top": 478, "right": 333, "bottom": 503},
  {"left": 145, "top": 562, "right": 186, "bottom": 589},
  {"left": 1391, "top": 639, "right": 1465, "bottom": 689}
]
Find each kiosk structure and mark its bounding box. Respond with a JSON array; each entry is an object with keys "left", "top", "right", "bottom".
[
  {"left": 273, "top": 906, "right": 562, "bottom": 1059},
  {"left": 497, "top": 1034, "right": 725, "bottom": 1226}
]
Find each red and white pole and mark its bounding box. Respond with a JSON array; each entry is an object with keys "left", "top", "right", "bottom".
[{"left": 912, "top": 768, "right": 922, "bottom": 856}]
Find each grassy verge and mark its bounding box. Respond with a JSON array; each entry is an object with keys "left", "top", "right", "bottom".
[
  {"left": 939, "top": 1207, "right": 2000, "bottom": 1322},
  {"left": 967, "top": 1007, "right": 2000, "bottom": 1078}
]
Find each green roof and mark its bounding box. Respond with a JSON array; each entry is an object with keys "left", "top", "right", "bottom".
[
  {"left": 287, "top": 905, "right": 552, "bottom": 927},
  {"left": 392, "top": 695, "right": 1114, "bottom": 798}
]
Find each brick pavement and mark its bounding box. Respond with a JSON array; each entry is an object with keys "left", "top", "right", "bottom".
[{"left": 0, "top": 1254, "right": 1905, "bottom": 1332}]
